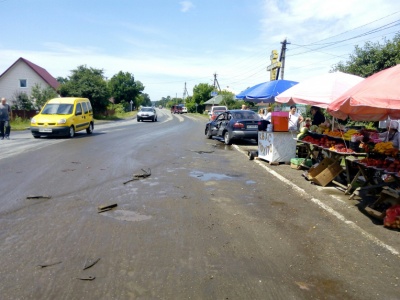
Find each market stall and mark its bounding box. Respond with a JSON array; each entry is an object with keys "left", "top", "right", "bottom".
[
  {"left": 274, "top": 65, "right": 400, "bottom": 230},
  {"left": 258, "top": 131, "right": 297, "bottom": 164},
  {"left": 256, "top": 110, "right": 300, "bottom": 164}
]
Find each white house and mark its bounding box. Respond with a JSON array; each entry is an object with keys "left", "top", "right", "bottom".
[{"left": 0, "top": 57, "right": 59, "bottom": 104}]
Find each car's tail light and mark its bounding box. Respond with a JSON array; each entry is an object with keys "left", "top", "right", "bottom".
[{"left": 233, "top": 122, "right": 244, "bottom": 129}]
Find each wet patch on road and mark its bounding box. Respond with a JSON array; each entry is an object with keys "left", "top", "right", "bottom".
[
  {"left": 246, "top": 180, "right": 256, "bottom": 185},
  {"left": 190, "top": 170, "right": 241, "bottom": 181},
  {"left": 101, "top": 210, "right": 151, "bottom": 222}
]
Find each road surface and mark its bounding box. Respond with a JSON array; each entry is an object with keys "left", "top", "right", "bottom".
[{"left": 0, "top": 109, "right": 399, "bottom": 299}]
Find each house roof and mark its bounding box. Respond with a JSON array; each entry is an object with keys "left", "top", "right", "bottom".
[
  {"left": 204, "top": 95, "right": 224, "bottom": 105},
  {"left": 0, "top": 57, "right": 59, "bottom": 89},
  {"left": 204, "top": 94, "right": 236, "bottom": 105}
]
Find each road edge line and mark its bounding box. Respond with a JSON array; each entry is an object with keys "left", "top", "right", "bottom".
[{"left": 233, "top": 144, "right": 400, "bottom": 257}]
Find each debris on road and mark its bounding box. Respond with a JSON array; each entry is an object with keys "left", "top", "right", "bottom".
[
  {"left": 189, "top": 150, "right": 214, "bottom": 154},
  {"left": 26, "top": 195, "right": 52, "bottom": 199},
  {"left": 76, "top": 276, "right": 95, "bottom": 281},
  {"left": 38, "top": 261, "right": 61, "bottom": 268},
  {"left": 123, "top": 168, "right": 151, "bottom": 184},
  {"left": 83, "top": 258, "right": 100, "bottom": 270},
  {"left": 98, "top": 203, "right": 118, "bottom": 213}
]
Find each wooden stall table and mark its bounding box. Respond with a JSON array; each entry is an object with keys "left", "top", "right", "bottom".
[
  {"left": 295, "top": 140, "right": 324, "bottom": 167},
  {"left": 297, "top": 139, "right": 368, "bottom": 191},
  {"left": 348, "top": 161, "right": 389, "bottom": 199},
  {"left": 318, "top": 149, "right": 368, "bottom": 192}
]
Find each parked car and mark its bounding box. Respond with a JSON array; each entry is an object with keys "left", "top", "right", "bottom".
[
  {"left": 181, "top": 107, "right": 188, "bottom": 113},
  {"left": 137, "top": 107, "right": 157, "bottom": 122},
  {"left": 210, "top": 110, "right": 224, "bottom": 121},
  {"left": 205, "top": 110, "right": 260, "bottom": 145},
  {"left": 208, "top": 105, "right": 227, "bottom": 118},
  {"left": 30, "top": 97, "right": 94, "bottom": 138}
]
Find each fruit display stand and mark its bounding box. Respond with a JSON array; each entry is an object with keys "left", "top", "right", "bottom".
[
  {"left": 349, "top": 156, "right": 400, "bottom": 197},
  {"left": 297, "top": 133, "right": 367, "bottom": 190},
  {"left": 257, "top": 131, "right": 297, "bottom": 164}
]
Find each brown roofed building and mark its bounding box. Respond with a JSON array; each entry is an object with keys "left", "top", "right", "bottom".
[{"left": 0, "top": 57, "right": 59, "bottom": 104}]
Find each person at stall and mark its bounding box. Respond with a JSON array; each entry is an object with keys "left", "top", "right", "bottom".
[
  {"left": 310, "top": 106, "right": 325, "bottom": 126},
  {"left": 258, "top": 108, "right": 264, "bottom": 119},
  {"left": 264, "top": 107, "right": 272, "bottom": 122},
  {"left": 288, "top": 105, "right": 304, "bottom": 131},
  {"left": 377, "top": 120, "right": 400, "bottom": 149}
]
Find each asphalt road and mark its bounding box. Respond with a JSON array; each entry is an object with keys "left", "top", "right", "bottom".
[{"left": 0, "top": 109, "right": 399, "bottom": 300}]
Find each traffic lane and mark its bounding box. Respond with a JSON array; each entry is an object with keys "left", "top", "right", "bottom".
[
  {"left": 0, "top": 115, "right": 399, "bottom": 299},
  {"left": 0, "top": 108, "right": 178, "bottom": 214}
]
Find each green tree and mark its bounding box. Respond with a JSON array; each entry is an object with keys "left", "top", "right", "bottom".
[
  {"left": 331, "top": 33, "right": 400, "bottom": 77},
  {"left": 192, "top": 83, "right": 214, "bottom": 113},
  {"left": 12, "top": 91, "right": 33, "bottom": 111},
  {"left": 108, "top": 71, "right": 144, "bottom": 110},
  {"left": 184, "top": 96, "right": 198, "bottom": 113},
  {"left": 218, "top": 90, "right": 244, "bottom": 109},
  {"left": 154, "top": 96, "right": 171, "bottom": 108},
  {"left": 30, "top": 83, "right": 59, "bottom": 109},
  {"left": 58, "top": 65, "right": 110, "bottom": 114},
  {"left": 56, "top": 76, "right": 68, "bottom": 84},
  {"left": 137, "top": 93, "right": 152, "bottom": 108}
]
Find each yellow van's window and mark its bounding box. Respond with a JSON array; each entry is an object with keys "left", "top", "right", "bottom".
[
  {"left": 87, "top": 101, "right": 93, "bottom": 113},
  {"left": 42, "top": 104, "right": 73, "bottom": 115},
  {"left": 75, "top": 103, "right": 83, "bottom": 115},
  {"left": 82, "top": 102, "right": 89, "bottom": 114}
]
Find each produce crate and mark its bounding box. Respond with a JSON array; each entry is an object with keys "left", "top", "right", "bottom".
[
  {"left": 308, "top": 158, "right": 344, "bottom": 187},
  {"left": 290, "top": 158, "right": 312, "bottom": 170},
  {"left": 365, "top": 187, "right": 400, "bottom": 220}
]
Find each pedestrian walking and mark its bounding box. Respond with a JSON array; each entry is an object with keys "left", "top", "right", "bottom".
[{"left": 0, "top": 97, "right": 11, "bottom": 140}]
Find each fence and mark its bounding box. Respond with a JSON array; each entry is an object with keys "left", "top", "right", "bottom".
[
  {"left": 11, "top": 109, "right": 116, "bottom": 120},
  {"left": 11, "top": 110, "right": 37, "bottom": 120}
]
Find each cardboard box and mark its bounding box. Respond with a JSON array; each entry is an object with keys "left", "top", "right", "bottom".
[
  {"left": 307, "top": 158, "right": 343, "bottom": 187},
  {"left": 312, "top": 163, "right": 344, "bottom": 187},
  {"left": 307, "top": 158, "right": 334, "bottom": 180}
]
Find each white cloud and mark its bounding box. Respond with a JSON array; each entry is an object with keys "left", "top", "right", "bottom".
[{"left": 180, "top": 1, "right": 194, "bottom": 13}]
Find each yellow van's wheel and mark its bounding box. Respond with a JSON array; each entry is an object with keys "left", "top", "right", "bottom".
[
  {"left": 68, "top": 126, "right": 75, "bottom": 138},
  {"left": 86, "top": 123, "right": 93, "bottom": 134}
]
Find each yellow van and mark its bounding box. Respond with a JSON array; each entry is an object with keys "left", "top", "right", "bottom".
[{"left": 30, "top": 97, "right": 94, "bottom": 138}]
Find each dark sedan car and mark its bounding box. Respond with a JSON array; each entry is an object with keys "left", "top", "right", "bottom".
[{"left": 204, "top": 110, "right": 260, "bottom": 145}]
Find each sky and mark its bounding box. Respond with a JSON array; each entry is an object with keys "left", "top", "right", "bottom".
[{"left": 0, "top": 0, "right": 399, "bottom": 101}]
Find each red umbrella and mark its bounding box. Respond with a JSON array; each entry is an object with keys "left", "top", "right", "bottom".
[{"left": 327, "top": 64, "right": 400, "bottom": 121}]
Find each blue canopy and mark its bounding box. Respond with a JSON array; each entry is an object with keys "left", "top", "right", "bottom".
[{"left": 236, "top": 80, "right": 299, "bottom": 103}]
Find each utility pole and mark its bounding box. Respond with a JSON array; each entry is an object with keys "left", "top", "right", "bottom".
[
  {"left": 183, "top": 82, "right": 189, "bottom": 104},
  {"left": 213, "top": 73, "right": 221, "bottom": 92},
  {"left": 276, "top": 38, "right": 290, "bottom": 80}
]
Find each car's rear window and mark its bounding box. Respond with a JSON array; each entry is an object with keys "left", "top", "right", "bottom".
[{"left": 232, "top": 111, "right": 258, "bottom": 119}]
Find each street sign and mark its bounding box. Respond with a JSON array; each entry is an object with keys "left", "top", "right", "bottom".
[{"left": 211, "top": 91, "right": 217, "bottom": 97}]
